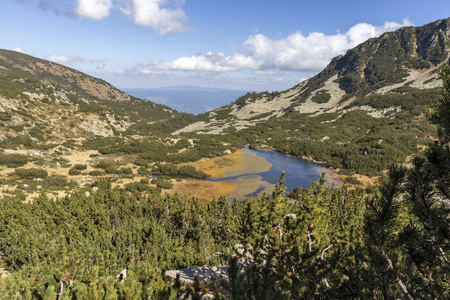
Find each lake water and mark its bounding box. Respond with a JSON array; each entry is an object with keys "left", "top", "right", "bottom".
[{"left": 208, "top": 147, "right": 342, "bottom": 199}]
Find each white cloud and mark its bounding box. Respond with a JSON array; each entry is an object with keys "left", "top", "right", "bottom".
[
  {"left": 254, "top": 70, "right": 284, "bottom": 76},
  {"left": 152, "top": 52, "right": 265, "bottom": 72},
  {"left": 75, "top": 0, "right": 112, "bottom": 20},
  {"left": 119, "top": 0, "right": 189, "bottom": 35},
  {"left": 46, "top": 54, "right": 84, "bottom": 63},
  {"left": 140, "top": 69, "right": 166, "bottom": 75},
  {"left": 13, "top": 47, "right": 25, "bottom": 53},
  {"left": 153, "top": 53, "right": 235, "bottom": 72},
  {"left": 128, "top": 19, "right": 413, "bottom": 76},
  {"left": 226, "top": 53, "right": 265, "bottom": 70},
  {"left": 243, "top": 19, "right": 413, "bottom": 71},
  {"left": 90, "top": 57, "right": 108, "bottom": 63},
  {"left": 22, "top": 0, "right": 189, "bottom": 35},
  {"left": 346, "top": 19, "right": 413, "bottom": 47}
]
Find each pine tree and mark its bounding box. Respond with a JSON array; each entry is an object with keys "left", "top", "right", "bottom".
[
  {"left": 363, "top": 164, "right": 414, "bottom": 299},
  {"left": 396, "top": 62, "right": 450, "bottom": 298}
]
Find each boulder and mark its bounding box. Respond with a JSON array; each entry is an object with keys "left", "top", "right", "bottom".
[{"left": 165, "top": 266, "right": 228, "bottom": 285}]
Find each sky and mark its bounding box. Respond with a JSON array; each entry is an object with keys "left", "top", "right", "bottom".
[{"left": 1, "top": 1, "right": 450, "bottom": 92}]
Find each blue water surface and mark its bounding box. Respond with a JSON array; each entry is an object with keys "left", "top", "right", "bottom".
[{"left": 208, "top": 147, "right": 339, "bottom": 196}]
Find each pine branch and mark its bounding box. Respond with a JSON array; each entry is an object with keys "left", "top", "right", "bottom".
[{"left": 380, "top": 249, "right": 414, "bottom": 300}]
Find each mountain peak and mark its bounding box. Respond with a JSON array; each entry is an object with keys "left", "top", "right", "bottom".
[
  {"left": 173, "top": 17, "right": 449, "bottom": 135},
  {"left": 0, "top": 49, "right": 130, "bottom": 102}
]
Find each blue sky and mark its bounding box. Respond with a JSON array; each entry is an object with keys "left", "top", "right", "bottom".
[{"left": 1, "top": 0, "right": 449, "bottom": 91}]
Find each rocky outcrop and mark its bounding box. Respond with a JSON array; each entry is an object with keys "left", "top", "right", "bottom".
[
  {"left": 79, "top": 115, "right": 114, "bottom": 137},
  {"left": 165, "top": 266, "right": 228, "bottom": 285},
  {"left": 4, "top": 149, "right": 42, "bottom": 156}
]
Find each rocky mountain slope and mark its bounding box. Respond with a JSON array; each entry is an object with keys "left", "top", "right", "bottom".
[
  {"left": 0, "top": 49, "right": 176, "bottom": 146},
  {"left": 164, "top": 18, "right": 450, "bottom": 176},
  {"left": 174, "top": 18, "right": 450, "bottom": 135}
]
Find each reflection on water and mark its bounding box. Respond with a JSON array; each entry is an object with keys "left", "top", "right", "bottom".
[{"left": 208, "top": 147, "right": 342, "bottom": 199}]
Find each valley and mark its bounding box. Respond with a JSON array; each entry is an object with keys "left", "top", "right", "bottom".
[
  {"left": 0, "top": 17, "right": 449, "bottom": 299},
  {"left": 124, "top": 86, "right": 248, "bottom": 114},
  {"left": 0, "top": 144, "right": 343, "bottom": 205}
]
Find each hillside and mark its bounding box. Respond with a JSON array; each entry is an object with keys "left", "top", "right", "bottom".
[
  {"left": 0, "top": 16, "right": 449, "bottom": 299},
  {"left": 0, "top": 49, "right": 246, "bottom": 204},
  {"left": 167, "top": 17, "right": 450, "bottom": 176},
  {"left": 0, "top": 49, "right": 176, "bottom": 146},
  {"left": 174, "top": 18, "right": 449, "bottom": 134}
]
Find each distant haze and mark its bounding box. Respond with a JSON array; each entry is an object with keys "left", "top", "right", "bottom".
[{"left": 124, "top": 86, "right": 249, "bottom": 114}]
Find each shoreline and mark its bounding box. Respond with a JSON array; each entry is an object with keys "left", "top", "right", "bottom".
[
  {"left": 171, "top": 147, "right": 348, "bottom": 203},
  {"left": 252, "top": 145, "right": 380, "bottom": 189},
  {"left": 248, "top": 145, "right": 344, "bottom": 189}
]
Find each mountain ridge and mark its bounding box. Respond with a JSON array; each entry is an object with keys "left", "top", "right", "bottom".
[
  {"left": 152, "top": 17, "right": 450, "bottom": 176},
  {"left": 173, "top": 17, "right": 450, "bottom": 135},
  {"left": 0, "top": 17, "right": 449, "bottom": 176},
  {"left": 0, "top": 49, "right": 130, "bottom": 102},
  {"left": 0, "top": 49, "right": 177, "bottom": 146}
]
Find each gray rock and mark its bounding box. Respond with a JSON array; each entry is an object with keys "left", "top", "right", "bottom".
[
  {"left": 165, "top": 266, "right": 228, "bottom": 285},
  {"left": 4, "top": 149, "right": 42, "bottom": 156},
  {"left": 0, "top": 268, "right": 10, "bottom": 279},
  {"left": 116, "top": 268, "right": 127, "bottom": 283}
]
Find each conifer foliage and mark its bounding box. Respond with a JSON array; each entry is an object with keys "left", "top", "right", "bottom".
[
  {"left": 0, "top": 65, "right": 449, "bottom": 299},
  {"left": 0, "top": 178, "right": 368, "bottom": 298},
  {"left": 362, "top": 63, "right": 450, "bottom": 299}
]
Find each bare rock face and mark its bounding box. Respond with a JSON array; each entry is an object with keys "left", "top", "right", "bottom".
[
  {"left": 4, "top": 149, "right": 42, "bottom": 156},
  {"left": 79, "top": 115, "right": 114, "bottom": 137},
  {"left": 165, "top": 266, "right": 228, "bottom": 285}
]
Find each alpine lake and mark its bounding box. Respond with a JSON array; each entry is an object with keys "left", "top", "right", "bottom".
[{"left": 169, "top": 147, "right": 343, "bottom": 204}]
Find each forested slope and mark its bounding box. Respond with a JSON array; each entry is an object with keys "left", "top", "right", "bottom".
[{"left": 1, "top": 64, "right": 449, "bottom": 298}]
